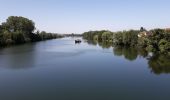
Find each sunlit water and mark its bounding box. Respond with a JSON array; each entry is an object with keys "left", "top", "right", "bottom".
[{"left": 0, "top": 37, "right": 170, "bottom": 100}]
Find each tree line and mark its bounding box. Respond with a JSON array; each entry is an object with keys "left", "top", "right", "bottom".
[
  {"left": 83, "top": 28, "right": 170, "bottom": 55},
  {"left": 0, "top": 16, "right": 63, "bottom": 46}
]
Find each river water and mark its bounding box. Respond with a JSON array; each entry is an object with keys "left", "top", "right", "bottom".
[{"left": 0, "top": 37, "right": 170, "bottom": 100}]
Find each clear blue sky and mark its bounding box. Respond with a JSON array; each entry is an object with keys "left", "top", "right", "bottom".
[{"left": 0, "top": 0, "right": 170, "bottom": 34}]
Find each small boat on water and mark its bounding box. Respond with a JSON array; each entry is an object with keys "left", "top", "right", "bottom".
[{"left": 75, "top": 39, "right": 82, "bottom": 43}]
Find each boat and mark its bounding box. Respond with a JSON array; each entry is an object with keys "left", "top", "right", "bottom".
[{"left": 75, "top": 39, "right": 81, "bottom": 43}]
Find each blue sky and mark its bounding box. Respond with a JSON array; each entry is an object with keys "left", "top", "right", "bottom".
[{"left": 0, "top": 0, "right": 170, "bottom": 33}]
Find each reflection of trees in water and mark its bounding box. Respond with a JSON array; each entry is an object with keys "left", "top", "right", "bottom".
[
  {"left": 113, "top": 46, "right": 170, "bottom": 75},
  {"left": 0, "top": 43, "right": 36, "bottom": 70},
  {"left": 86, "top": 40, "right": 98, "bottom": 46},
  {"left": 86, "top": 40, "right": 170, "bottom": 75},
  {"left": 113, "top": 47, "right": 147, "bottom": 61},
  {"left": 86, "top": 40, "right": 113, "bottom": 49},
  {"left": 86, "top": 40, "right": 149, "bottom": 61},
  {"left": 148, "top": 54, "right": 170, "bottom": 75},
  {"left": 137, "top": 49, "right": 149, "bottom": 58},
  {"left": 98, "top": 42, "right": 112, "bottom": 49}
]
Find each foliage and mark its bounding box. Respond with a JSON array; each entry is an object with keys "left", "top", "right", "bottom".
[
  {"left": 83, "top": 28, "right": 170, "bottom": 53},
  {"left": 113, "top": 31, "right": 123, "bottom": 45},
  {"left": 147, "top": 29, "right": 170, "bottom": 53},
  {"left": 101, "top": 31, "right": 113, "bottom": 42},
  {"left": 83, "top": 30, "right": 108, "bottom": 41},
  {"left": 122, "top": 30, "right": 139, "bottom": 46},
  {"left": 0, "top": 16, "right": 63, "bottom": 46}
]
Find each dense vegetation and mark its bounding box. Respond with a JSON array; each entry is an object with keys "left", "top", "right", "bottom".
[
  {"left": 0, "top": 16, "right": 62, "bottom": 46},
  {"left": 83, "top": 28, "right": 170, "bottom": 54}
]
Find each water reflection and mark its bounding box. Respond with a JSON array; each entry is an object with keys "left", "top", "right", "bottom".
[
  {"left": 113, "top": 46, "right": 150, "bottom": 60},
  {"left": 98, "top": 42, "right": 112, "bottom": 49},
  {"left": 113, "top": 47, "right": 138, "bottom": 61},
  {"left": 148, "top": 54, "right": 170, "bottom": 75},
  {"left": 86, "top": 40, "right": 113, "bottom": 49},
  {"left": 0, "top": 43, "right": 37, "bottom": 70},
  {"left": 86, "top": 40, "right": 98, "bottom": 46},
  {"left": 1, "top": 38, "right": 170, "bottom": 75},
  {"left": 86, "top": 40, "right": 170, "bottom": 75},
  {"left": 113, "top": 47, "right": 170, "bottom": 75}
]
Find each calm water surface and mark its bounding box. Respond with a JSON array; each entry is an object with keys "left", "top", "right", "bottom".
[{"left": 0, "top": 37, "right": 170, "bottom": 100}]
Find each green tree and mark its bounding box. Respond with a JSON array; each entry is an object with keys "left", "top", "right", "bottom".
[
  {"left": 113, "top": 31, "right": 123, "bottom": 45},
  {"left": 0, "top": 25, "right": 3, "bottom": 45},
  {"left": 101, "top": 31, "right": 113, "bottom": 42},
  {"left": 93, "top": 35, "right": 98, "bottom": 41},
  {"left": 113, "top": 30, "right": 138, "bottom": 46},
  {"left": 1, "top": 16, "right": 35, "bottom": 44},
  {"left": 12, "top": 31, "right": 25, "bottom": 44},
  {"left": 2, "top": 30, "right": 14, "bottom": 45},
  {"left": 0, "top": 16, "right": 62, "bottom": 46},
  {"left": 3, "top": 16, "right": 35, "bottom": 33},
  {"left": 40, "top": 31, "right": 47, "bottom": 40},
  {"left": 158, "top": 39, "right": 170, "bottom": 54}
]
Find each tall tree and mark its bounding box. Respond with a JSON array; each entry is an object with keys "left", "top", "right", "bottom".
[{"left": 1, "top": 16, "right": 35, "bottom": 39}]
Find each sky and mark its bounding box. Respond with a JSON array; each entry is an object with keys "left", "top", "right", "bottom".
[{"left": 0, "top": 0, "right": 170, "bottom": 34}]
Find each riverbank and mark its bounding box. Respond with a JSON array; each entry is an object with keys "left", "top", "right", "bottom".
[
  {"left": 83, "top": 28, "right": 170, "bottom": 55},
  {"left": 0, "top": 16, "right": 63, "bottom": 47}
]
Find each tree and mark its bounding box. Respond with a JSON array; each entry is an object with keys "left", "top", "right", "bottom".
[
  {"left": 101, "top": 31, "right": 113, "bottom": 42},
  {"left": 113, "top": 31, "right": 123, "bottom": 45},
  {"left": 0, "top": 25, "right": 2, "bottom": 45},
  {"left": 83, "top": 30, "right": 108, "bottom": 41},
  {"left": 40, "top": 31, "right": 47, "bottom": 40},
  {"left": 0, "top": 25, "right": 2, "bottom": 33},
  {"left": 159, "top": 39, "right": 170, "bottom": 54},
  {"left": 0, "top": 16, "right": 62, "bottom": 46},
  {"left": 128, "top": 30, "right": 139, "bottom": 46},
  {"left": 2, "top": 30, "right": 14, "bottom": 45},
  {"left": 12, "top": 31, "right": 25, "bottom": 44},
  {"left": 1, "top": 16, "right": 35, "bottom": 44},
  {"left": 113, "top": 30, "right": 138, "bottom": 46},
  {"left": 93, "top": 35, "right": 98, "bottom": 41},
  {"left": 164, "top": 31, "right": 170, "bottom": 42},
  {"left": 5, "top": 16, "right": 35, "bottom": 33}
]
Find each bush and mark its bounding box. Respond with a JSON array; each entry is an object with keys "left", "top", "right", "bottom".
[{"left": 146, "top": 45, "right": 154, "bottom": 52}]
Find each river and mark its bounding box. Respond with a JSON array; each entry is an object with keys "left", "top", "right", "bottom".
[{"left": 0, "top": 37, "right": 170, "bottom": 100}]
